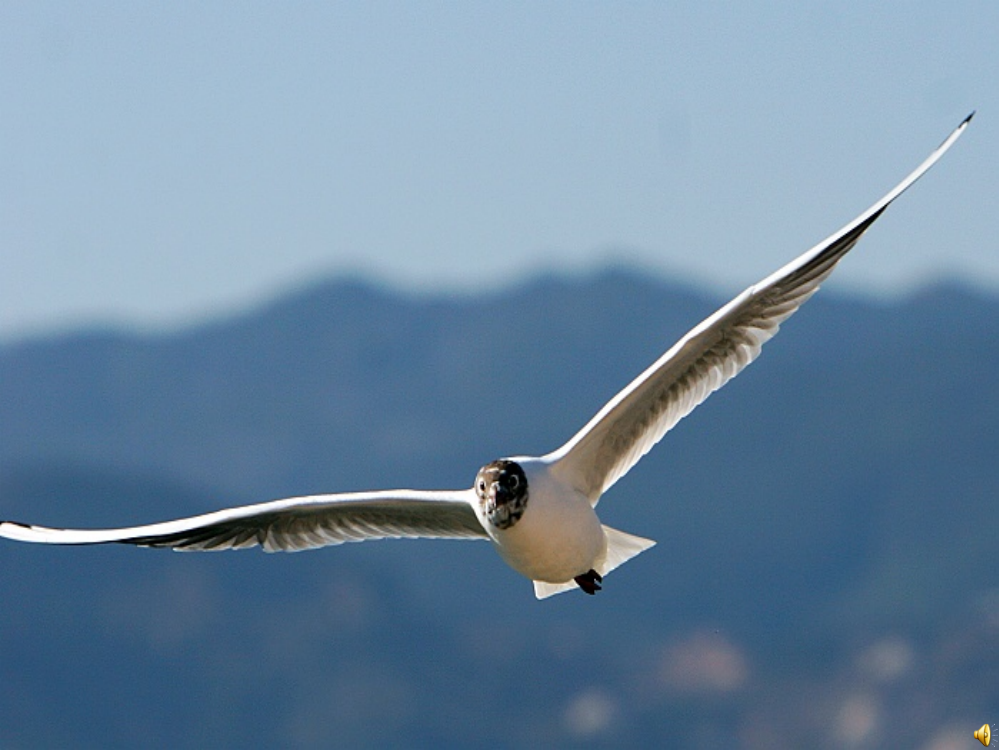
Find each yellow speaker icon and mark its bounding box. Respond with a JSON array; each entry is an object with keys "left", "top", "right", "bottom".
[{"left": 976, "top": 723, "right": 991, "bottom": 746}]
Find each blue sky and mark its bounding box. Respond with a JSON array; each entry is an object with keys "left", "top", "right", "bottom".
[{"left": 1, "top": 2, "right": 994, "bottom": 340}]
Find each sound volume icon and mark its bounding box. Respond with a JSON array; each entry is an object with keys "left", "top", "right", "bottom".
[{"left": 976, "top": 724, "right": 991, "bottom": 746}]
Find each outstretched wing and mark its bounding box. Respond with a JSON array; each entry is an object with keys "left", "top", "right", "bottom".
[
  {"left": 0, "top": 489, "right": 487, "bottom": 552},
  {"left": 547, "top": 114, "right": 973, "bottom": 502}
]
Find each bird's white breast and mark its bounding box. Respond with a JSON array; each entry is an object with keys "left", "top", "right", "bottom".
[{"left": 482, "top": 457, "right": 605, "bottom": 583}]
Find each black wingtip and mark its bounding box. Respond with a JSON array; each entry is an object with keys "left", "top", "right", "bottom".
[{"left": 962, "top": 111, "right": 976, "bottom": 126}]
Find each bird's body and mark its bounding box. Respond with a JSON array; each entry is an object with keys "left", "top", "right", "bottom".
[
  {"left": 0, "top": 115, "right": 973, "bottom": 598},
  {"left": 475, "top": 457, "right": 608, "bottom": 586}
]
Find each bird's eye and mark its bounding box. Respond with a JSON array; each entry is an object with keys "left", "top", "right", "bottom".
[
  {"left": 508, "top": 475, "right": 519, "bottom": 489},
  {"left": 478, "top": 480, "right": 486, "bottom": 493}
]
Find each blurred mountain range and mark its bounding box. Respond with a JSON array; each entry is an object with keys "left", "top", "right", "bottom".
[{"left": 2, "top": 269, "right": 998, "bottom": 749}]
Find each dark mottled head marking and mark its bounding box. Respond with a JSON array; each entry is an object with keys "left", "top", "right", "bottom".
[{"left": 474, "top": 459, "right": 529, "bottom": 530}]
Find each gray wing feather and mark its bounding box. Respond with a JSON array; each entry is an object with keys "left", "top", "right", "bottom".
[
  {"left": 0, "top": 489, "right": 487, "bottom": 552},
  {"left": 547, "top": 114, "right": 972, "bottom": 502}
]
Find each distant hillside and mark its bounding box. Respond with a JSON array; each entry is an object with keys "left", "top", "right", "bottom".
[{"left": 2, "top": 270, "right": 998, "bottom": 748}]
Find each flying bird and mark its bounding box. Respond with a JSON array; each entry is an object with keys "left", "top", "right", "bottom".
[{"left": 0, "top": 115, "right": 973, "bottom": 599}]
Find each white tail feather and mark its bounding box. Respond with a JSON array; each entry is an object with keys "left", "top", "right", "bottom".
[
  {"left": 597, "top": 525, "right": 656, "bottom": 576},
  {"left": 533, "top": 579, "right": 578, "bottom": 599},
  {"left": 532, "top": 525, "right": 656, "bottom": 599}
]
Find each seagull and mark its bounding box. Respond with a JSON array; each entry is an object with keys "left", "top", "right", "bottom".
[{"left": 0, "top": 115, "right": 973, "bottom": 599}]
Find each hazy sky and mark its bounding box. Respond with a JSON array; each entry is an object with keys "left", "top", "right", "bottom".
[{"left": 1, "top": 3, "right": 995, "bottom": 340}]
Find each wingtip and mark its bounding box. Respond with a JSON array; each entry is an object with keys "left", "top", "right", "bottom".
[
  {"left": 930, "top": 112, "right": 975, "bottom": 160},
  {"left": 942, "top": 111, "right": 974, "bottom": 147},
  {"left": 0, "top": 520, "right": 42, "bottom": 543}
]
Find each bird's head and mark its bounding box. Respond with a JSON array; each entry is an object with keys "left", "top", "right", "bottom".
[{"left": 475, "top": 459, "right": 529, "bottom": 530}]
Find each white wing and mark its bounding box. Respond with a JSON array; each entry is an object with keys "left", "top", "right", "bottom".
[
  {"left": 547, "top": 114, "right": 973, "bottom": 502},
  {"left": 0, "top": 489, "right": 487, "bottom": 552}
]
